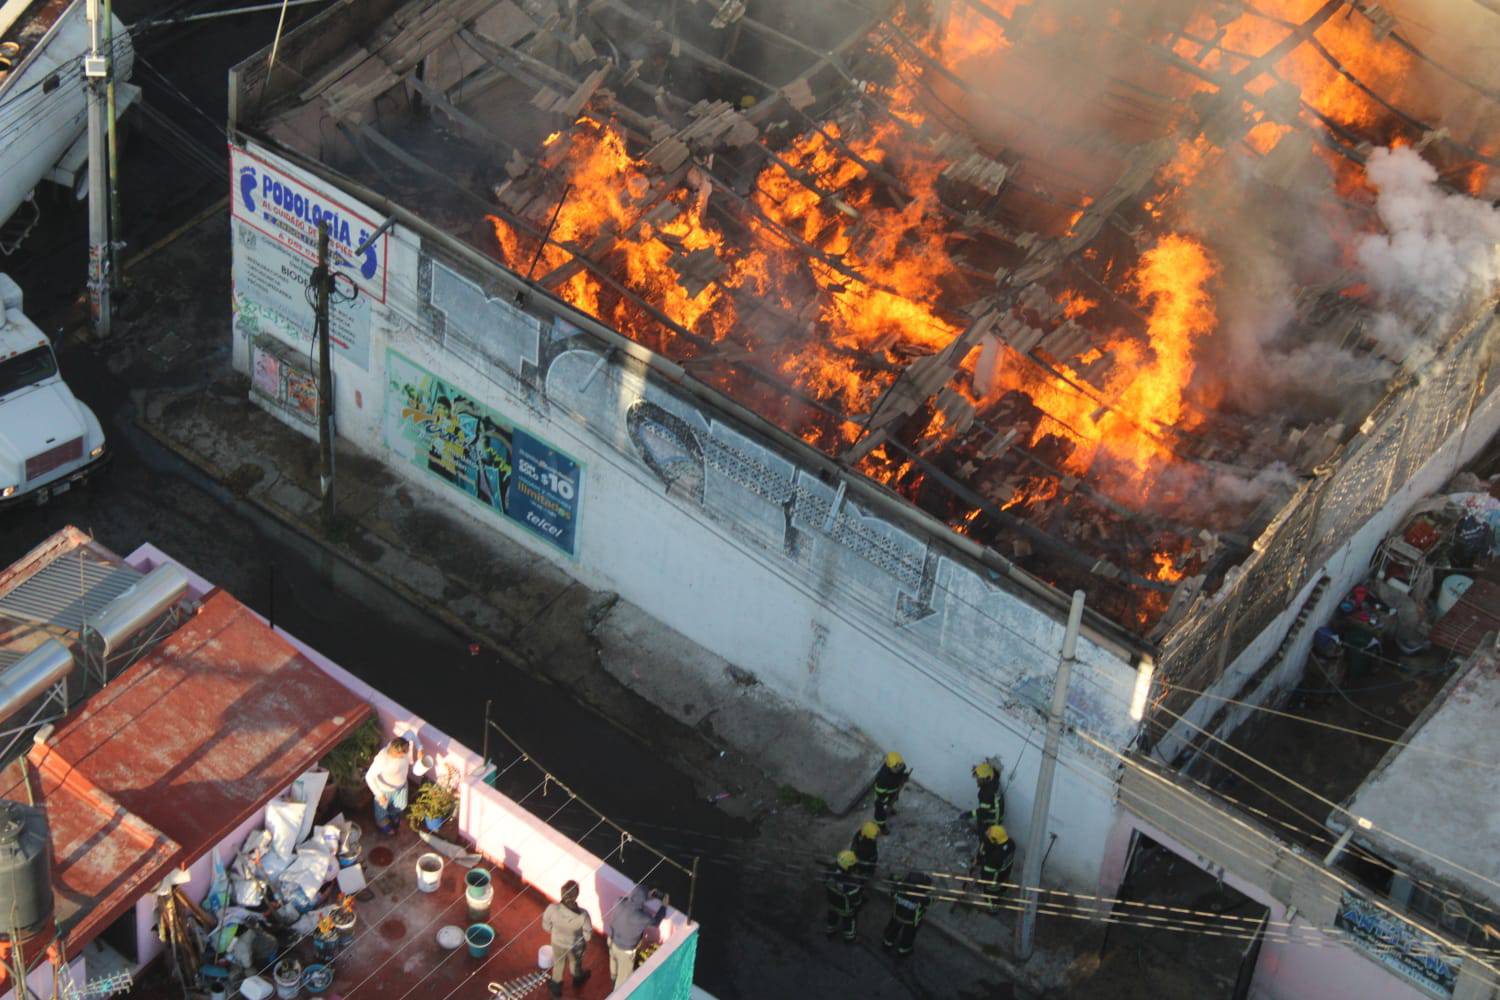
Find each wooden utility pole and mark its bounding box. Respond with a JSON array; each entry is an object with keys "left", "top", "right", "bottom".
[
  {"left": 83, "top": 0, "right": 111, "bottom": 335},
  {"left": 1015, "top": 589, "right": 1085, "bottom": 959},
  {"left": 313, "top": 220, "right": 335, "bottom": 524}
]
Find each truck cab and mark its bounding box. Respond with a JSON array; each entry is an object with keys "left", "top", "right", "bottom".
[{"left": 0, "top": 274, "right": 107, "bottom": 506}]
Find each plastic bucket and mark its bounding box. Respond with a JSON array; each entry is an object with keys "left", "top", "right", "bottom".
[
  {"left": 465, "top": 923, "right": 495, "bottom": 959},
  {"left": 301, "top": 964, "right": 333, "bottom": 995},
  {"left": 273, "top": 959, "right": 302, "bottom": 999},
  {"left": 465, "top": 869, "right": 494, "bottom": 922},
  {"left": 537, "top": 944, "right": 555, "bottom": 970},
  {"left": 416, "top": 853, "right": 444, "bottom": 892},
  {"left": 1438, "top": 575, "right": 1474, "bottom": 617}
]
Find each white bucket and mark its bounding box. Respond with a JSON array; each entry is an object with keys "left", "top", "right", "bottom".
[
  {"left": 1437, "top": 575, "right": 1474, "bottom": 617},
  {"left": 416, "top": 852, "right": 444, "bottom": 892},
  {"left": 412, "top": 753, "right": 435, "bottom": 778},
  {"left": 537, "top": 944, "right": 555, "bottom": 970}
]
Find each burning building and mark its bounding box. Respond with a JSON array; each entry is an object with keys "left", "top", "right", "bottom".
[{"left": 227, "top": 0, "right": 1500, "bottom": 928}]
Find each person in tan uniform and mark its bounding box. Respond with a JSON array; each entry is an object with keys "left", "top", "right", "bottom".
[{"left": 541, "top": 880, "right": 593, "bottom": 996}]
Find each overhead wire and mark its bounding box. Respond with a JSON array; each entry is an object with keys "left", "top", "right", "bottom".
[
  {"left": 303, "top": 264, "right": 1500, "bottom": 980},
  {"left": 233, "top": 76, "right": 1500, "bottom": 974},
  {"left": 358, "top": 274, "right": 1500, "bottom": 922}
]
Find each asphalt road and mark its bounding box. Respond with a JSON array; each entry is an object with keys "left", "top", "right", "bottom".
[{"left": 0, "top": 8, "right": 1020, "bottom": 998}]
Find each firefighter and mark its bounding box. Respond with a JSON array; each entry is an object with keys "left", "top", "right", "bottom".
[
  {"left": 961, "top": 761, "right": 1005, "bottom": 833},
  {"left": 974, "top": 824, "right": 1016, "bottom": 912},
  {"left": 881, "top": 870, "right": 933, "bottom": 958},
  {"left": 824, "top": 850, "right": 865, "bottom": 942},
  {"left": 871, "top": 751, "right": 910, "bottom": 832},
  {"left": 849, "top": 821, "right": 880, "bottom": 881}
]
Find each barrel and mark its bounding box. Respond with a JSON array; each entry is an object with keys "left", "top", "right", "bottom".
[{"left": 0, "top": 800, "right": 51, "bottom": 937}]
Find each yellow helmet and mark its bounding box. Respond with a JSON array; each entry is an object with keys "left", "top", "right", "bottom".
[
  {"left": 860, "top": 821, "right": 880, "bottom": 840},
  {"left": 973, "top": 762, "right": 997, "bottom": 781},
  {"left": 986, "top": 824, "right": 1009, "bottom": 845},
  {"left": 884, "top": 751, "right": 904, "bottom": 770},
  {"left": 836, "top": 850, "right": 858, "bottom": 871}
]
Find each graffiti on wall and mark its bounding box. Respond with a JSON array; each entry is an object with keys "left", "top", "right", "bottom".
[
  {"left": 249, "top": 337, "right": 318, "bottom": 424},
  {"left": 405, "top": 254, "right": 1131, "bottom": 745},
  {"left": 1335, "top": 891, "right": 1460, "bottom": 996},
  {"left": 539, "top": 343, "right": 1131, "bottom": 744},
  {"left": 385, "top": 349, "right": 581, "bottom": 555}
]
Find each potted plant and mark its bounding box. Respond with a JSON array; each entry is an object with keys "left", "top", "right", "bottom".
[
  {"left": 319, "top": 714, "right": 383, "bottom": 815},
  {"left": 408, "top": 781, "right": 458, "bottom": 832}
]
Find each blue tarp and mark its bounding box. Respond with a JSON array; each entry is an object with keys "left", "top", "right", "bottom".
[{"left": 625, "top": 927, "right": 698, "bottom": 1000}]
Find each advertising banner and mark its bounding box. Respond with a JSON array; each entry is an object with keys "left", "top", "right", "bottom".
[
  {"left": 230, "top": 143, "right": 388, "bottom": 369},
  {"left": 384, "top": 349, "right": 582, "bottom": 555}
]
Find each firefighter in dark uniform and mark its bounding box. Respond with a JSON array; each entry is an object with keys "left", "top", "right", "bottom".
[
  {"left": 824, "top": 850, "right": 865, "bottom": 942},
  {"left": 871, "top": 751, "right": 910, "bottom": 832},
  {"left": 849, "top": 821, "right": 880, "bottom": 881},
  {"left": 962, "top": 761, "right": 1005, "bottom": 833},
  {"left": 974, "top": 824, "right": 1016, "bottom": 912},
  {"left": 882, "top": 870, "right": 933, "bottom": 958}
]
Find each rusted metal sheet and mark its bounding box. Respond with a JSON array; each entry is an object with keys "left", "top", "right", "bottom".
[{"left": 1428, "top": 577, "right": 1500, "bottom": 658}]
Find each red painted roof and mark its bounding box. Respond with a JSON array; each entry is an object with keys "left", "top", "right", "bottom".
[{"left": 6, "top": 588, "right": 370, "bottom": 959}]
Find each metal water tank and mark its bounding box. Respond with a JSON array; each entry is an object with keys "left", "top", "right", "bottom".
[{"left": 0, "top": 800, "right": 51, "bottom": 938}]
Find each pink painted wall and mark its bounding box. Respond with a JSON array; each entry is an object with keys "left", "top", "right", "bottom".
[{"left": 1099, "top": 812, "right": 1429, "bottom": 1000}]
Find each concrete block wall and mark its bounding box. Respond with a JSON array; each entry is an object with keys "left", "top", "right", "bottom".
[{"left": 228, "top": 139, "right": 1142, "bottom": 891}]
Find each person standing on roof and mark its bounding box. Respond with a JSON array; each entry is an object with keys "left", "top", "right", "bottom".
[
  {"left": 849, "top": 821, "right": 880, "bottom": 881},
  {"left": 606, "top": 886, "right": 669, "bottom": 991},
  {"left": 973, "top": 825, "right": 1016, "bottom": 912},
  {"left": 542, "top": 880, "right": 593, "bottom": 997},
  {"left": 871, "top": 751, "right": 910, "bottom": 832},
  {"left": 961, "top": 761, "right": 1004, "bottom": 833},
  {"left": 882, "top": 871, "right": 933, "bottom": 958},
  {"left": 365, "top": 736, "right": 412, "bottom": 834},
  {"left": 824, "top": 850, "right": 865, "bottom": 943}
]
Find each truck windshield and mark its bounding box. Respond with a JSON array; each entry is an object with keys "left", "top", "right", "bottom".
[{"left": 0, "top": 346, "right": 58, "bottom": 398}]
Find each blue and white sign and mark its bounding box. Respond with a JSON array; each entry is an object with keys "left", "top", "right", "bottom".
[
  {"left": 230, "top": 144, "right": 389, "bottom": 369},
  {"left": 508, "top": 428, "right": 581, "bottom": 555}
]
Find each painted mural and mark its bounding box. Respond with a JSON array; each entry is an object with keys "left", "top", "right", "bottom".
[{"left": 385, "top": 349, "right": 581, "bottom": 555}]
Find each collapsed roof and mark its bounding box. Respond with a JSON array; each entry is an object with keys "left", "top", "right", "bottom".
[{"left": 239, "top": 0, "right": 1500, "bottom": 635}]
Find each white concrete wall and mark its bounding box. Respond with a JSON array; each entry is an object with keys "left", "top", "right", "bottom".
[{"left": 228, "top": 140, "right": 1144, "bottom": 891}]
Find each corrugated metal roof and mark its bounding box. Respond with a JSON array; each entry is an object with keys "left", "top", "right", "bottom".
[{"left": 0, "top": 555, "right": 141, "bottom": 632}]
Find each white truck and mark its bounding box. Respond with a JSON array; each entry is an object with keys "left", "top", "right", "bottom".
[{"left": 0, "top": 273, "right": 106, "bottom": 505}]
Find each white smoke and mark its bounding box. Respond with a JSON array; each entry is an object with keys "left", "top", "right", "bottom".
[{"left": 1355, "top": 146, "right": 1500, "bottom": 363}]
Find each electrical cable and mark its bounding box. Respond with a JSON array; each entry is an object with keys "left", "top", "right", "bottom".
[{"left": 231, "top": 156, "right": 1500, "bottom": 977}]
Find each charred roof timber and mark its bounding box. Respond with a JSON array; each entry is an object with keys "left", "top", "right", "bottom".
[{"left": 229, "top": 0, "right": 1500, "bottom": 671}]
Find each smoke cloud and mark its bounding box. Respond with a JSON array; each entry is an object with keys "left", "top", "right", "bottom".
[{"left": 1355, "top": 146, "right": 1500, "bottom": 359}]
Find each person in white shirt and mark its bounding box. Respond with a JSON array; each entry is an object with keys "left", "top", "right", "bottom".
[{"left": 365, "top": 736, "right": 412, "bottom": 833}]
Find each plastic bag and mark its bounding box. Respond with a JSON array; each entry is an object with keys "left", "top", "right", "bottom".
[{"left": 203, "top": 849, "right": 229, "bottom": 915}]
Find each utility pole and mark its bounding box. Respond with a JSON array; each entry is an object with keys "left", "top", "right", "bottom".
[
  {"left": 313, "top": 220, "right": 335, "bottom": 524},
  {"left": 1015, "top": 588, "right": 1085, "bottom": 960},
  {"left": 83, "top": 0, "right": 111, "bottom": 336},
  {"left": 103, "top": 0, "right": 121, "bottom": 287}
]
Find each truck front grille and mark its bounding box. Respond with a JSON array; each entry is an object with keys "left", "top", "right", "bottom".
[{"left": 26, "top": 438, "right": 82, "bottom": 481}]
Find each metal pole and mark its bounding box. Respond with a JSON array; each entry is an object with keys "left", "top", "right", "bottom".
[
  {"left": 313, "top": 220, "right": 335, "bottom": 524},
  {"left": 83, "top": 0, "right": 111, "bottom": 336},
  {"left": 103, "top": 0, "right": 120, "bottom": 287},
  {"left": 481, "top": 699, "right": 492, "bottom": 765},
  {"left": 1014, "top": 588, "right": 1085, "bottom": 959},
  {"left": 687, "top": 856, "right": 700, "bottom": 921}
]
